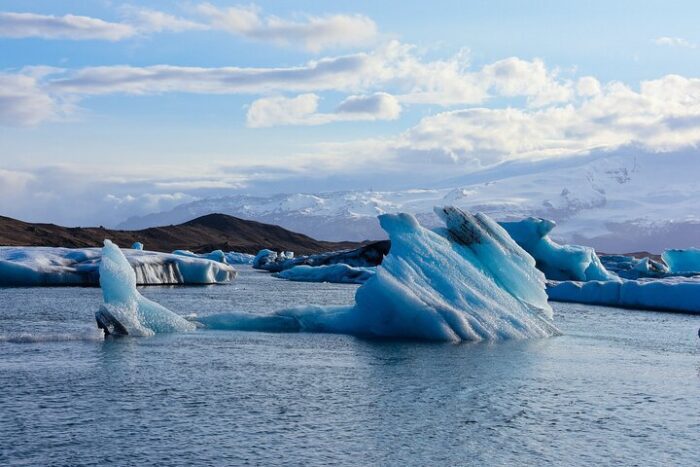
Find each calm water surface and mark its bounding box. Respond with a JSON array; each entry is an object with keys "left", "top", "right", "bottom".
[{"left": 1, "top": 266, "right": 699, "bottom": 466}]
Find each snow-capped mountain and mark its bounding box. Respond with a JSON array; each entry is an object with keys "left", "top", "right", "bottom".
[{"left": 119, "top": 150, "right": 700, "bottom": 253}]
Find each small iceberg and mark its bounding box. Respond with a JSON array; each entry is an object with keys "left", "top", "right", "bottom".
[
  {"left": 0, "top": 246, "right": 236, "bottom": 286},
  {"left": 599, "top": 254, "right": 669, "bottom": 279},
  {"left": 662, "top": 248, "right": 700, "bottom": 275},
  {"left": 274, "top": 264, "right": 375, "bottom": 284},
  {"left": 500, "top": 217, "right": 618, "bottom": 282},
  {"left": 197, "top": 207, "right": 559, "bottom": 342},
  {"left": 96, "top": 240, "right": 196, "bottom": 337}
]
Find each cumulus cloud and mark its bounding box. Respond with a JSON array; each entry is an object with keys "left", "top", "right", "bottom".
[
  {"left": 653, "top": 36, "right": 697, "bottom": 48},
  {"left": 247, "top": 92, "right": 401, "bottom": 127},
  {"left": 387, "top": 74, "right": 700, "bottom": 167},
  {"left": 194, "top": 3, "right": 378, "bottom": 52},
  {"left": 0, "top": 12, "right": 135, "bottom": 41}
]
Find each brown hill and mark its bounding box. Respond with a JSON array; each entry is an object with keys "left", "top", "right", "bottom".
[{"left": 0, "top": 213, "right": 361, "bottom": 254}]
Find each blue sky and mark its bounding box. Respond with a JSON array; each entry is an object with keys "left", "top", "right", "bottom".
[{"left": 2, "top": 0, "right": 700, "bottom": 225}]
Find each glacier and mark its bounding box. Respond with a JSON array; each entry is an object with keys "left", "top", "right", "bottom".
[
  {"left": 0, "top": 246, "right": 236, "bottom": 286},
  {"left": 500, "top": 217, "right": 618, "bottom": 282},
  {"left": 96, "top": 240, "right": 196, "bottom": 336},
  {"left": 274, "top": 264, "right": 375, "bottom": 284},
  {"left": 196, "top": 207, "right": 559, "bottom": 342},
  {"left": 661, "top": 248, "right": 700, "bottom": 274}
]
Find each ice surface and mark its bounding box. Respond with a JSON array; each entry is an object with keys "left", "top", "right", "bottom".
[
  {"left": 500, "top": 217, "right": 618, "bottom": 282},
  {"left": 274, "top": 264, "right": 375, "bottom": 284},
  {"left": 661, "top": 248, "right": 700, "bottom": 274},
  {"left": 547, "top": 277, "right": 700, "bottom": 314},
  {"left": 131, "top": 242, "right": 144, "bottom": 250},
  {"left": 199, "top": 207, "right": 559, "bottom": 342},
  {"left": 0, "top": 246, "right": 236, "bottom": 286},
  {"left": 97, "top": 240, "right": 196, "bottom": 336}
]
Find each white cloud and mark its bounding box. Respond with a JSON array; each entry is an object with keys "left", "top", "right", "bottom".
[
  {"left": 479, "top": 57, "right": 572, "bottom": 107},
  {"left": 119, "top": 6, "right": 206, "bottom": 33},
  {"left": 388, "top": 74, "right": 700, "bottom": 167},
  {"left": 247, "top": 92, "right": 401, "bottom": 127},
  {"left": 0, "top": 73, "right": 57, "bottom": 125},
  {"left": 653, "top": 36, "right": 697, "bottom": 48},
  {"left": 0, "top": 5, "right": 377, "bottom": 51},
  {"left": 194, "top": 3, "right": 377, "bottom": 52},
  {"left": 0, "top": 169, "right": 35, "bottom": 197},
  {"left": 0, "top": 12, "right": 135, "bottom": 41}
]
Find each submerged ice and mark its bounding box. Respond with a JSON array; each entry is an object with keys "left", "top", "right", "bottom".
[
  {"left": 197, "top": 207, "right": 559, "bottom": 342},
  {"left": 97, "top": 240, "right": 196, "bottom": 336}
]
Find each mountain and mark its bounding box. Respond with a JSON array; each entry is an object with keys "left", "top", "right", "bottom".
[
  {"left": 0, "top": 213, "right": 361, "bottom": 254},
  {"left": 118, "top": 150, "right": 700, "bottom": 253}
]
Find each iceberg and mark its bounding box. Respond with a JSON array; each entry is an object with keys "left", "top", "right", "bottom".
[
  {"left": 600, "top": 254, "right": 669, "bottom": 279},
  {"left": 198, "top": 207, "right": 559, "bottom": 342},
  {"left": 274, "top": 264, "right": 375, "bottom": 284},
  {"left": 547, "top": 277, "right": 700, "bottom": 314},
  {"left": 500, "top": 217, "right": 618, "bottom": 282},
  {"left": 252, "top": 249, "right": 294, "bottom": 270},
  {"left": 131, "top": 242, "right": 144, "bottom": 250},
  {"left": 661, "top": 248, "right": 700, "bottom": 274},
  {"left": 96, "top": 240, "right": 196, "bottom": 336},
  {"left": 224, "top": 252, "right": 255, "bottom": 265},
  {"left": 253, "top": 241, "right": 389, "bottom": 273},
  {"left": 0, "top": 246, "right": 236, "bottom": 286}
]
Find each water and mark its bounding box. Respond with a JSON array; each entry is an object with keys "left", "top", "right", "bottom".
[{"left": 1, "top": 266, "right": 699, "bottom": 466}]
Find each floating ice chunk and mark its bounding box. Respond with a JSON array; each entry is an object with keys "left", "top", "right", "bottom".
[
  {"left": 274, "top": 264, "right": 375, "bottom": 284},
  {"left": 254, "top": 241, "right": 389, "bottom": 273},
  {"left": 253, "top": 249, "right": 278, "bottom": 269},
  {"left": 662, "top": 248, "right": 700, "bottom": 274},
  {"left": 0, "top": 246, "right": 236, "bottom": 286},
  {"left": 547, "top": 277, "right": 700, "bottom": 314},
  {"left": 131, "top": 242, "right": 144, "bottom": 250},
  {"left": 172, "top": 249, "right": 227, "bottom": 264},
  {"left": 500, "top": 217, "right": 618, "bottom": 282},
  {"left": 97, "top": 240, "right": 196, "bottom": 336},
  {"left": 224, "top": 252, "right": 255, "bottom": 265},
  {"left": 200, "top": 207, "right": 559, "bottom": 342},
  {"left": 600, "top": 254, "right": 669, "bottom": 279}
]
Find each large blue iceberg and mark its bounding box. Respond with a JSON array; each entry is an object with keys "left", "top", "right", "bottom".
[
  {"left": 96, "top": 240, "right": 196, "bottom": 336},
  {"left": 501, "top": 217, "right": 618, "bottom": 282},
  {"left": 197, "top": 207, "right": 559, "bottom": 342}
]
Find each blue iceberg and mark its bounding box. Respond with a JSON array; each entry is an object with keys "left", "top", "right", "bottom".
[
  {"left": 274, "top": 264, "right": 375, "bottom": 284},
  {"left": 0, "top": 245, "right": 236, "bottom": 286},
  {"left": 198, "top": 207, "right": 559, "bottom": 342},
  {"left": 96, "top": 240, "right": 197, "bottom": 336},
  {"left": 500, "top": 217, "right": 618, "bottom": 282},
  {"left": 547, "top": 277, "right": 700, "bottom": 314},
  {"left": 662, "top": 248, "right": 700, "bottom": 274}
]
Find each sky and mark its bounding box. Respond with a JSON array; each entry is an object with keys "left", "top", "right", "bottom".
[{"left": 2, "top": 0, "right": 700, "bottom": 225}]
